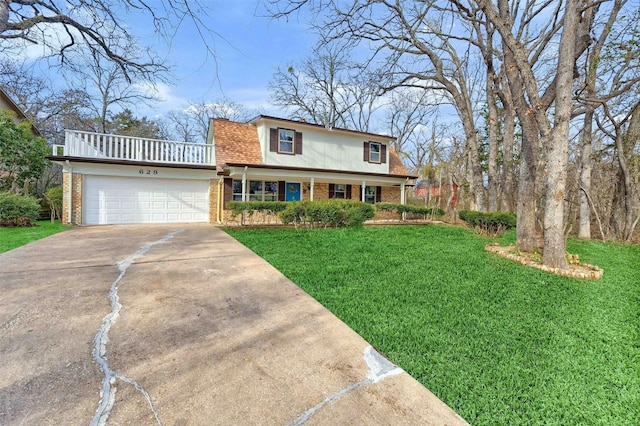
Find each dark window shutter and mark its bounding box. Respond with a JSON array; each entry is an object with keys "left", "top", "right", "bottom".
[
  {"left": 270, "top": 128, "right": 278, "bottom": 152},
  {"left": 294, "top": 131, "right": 303, "bottom": 155},
  {"left": 376, "top": 186, "right": 382, "bottom": 203},
  {"left": 224, "top": 178, "right": 233, "bottom": 207},
  {"left": 346, "top": 185, "right": 352, "bottom": 199},
  {"left": 329, "top": 184, "right": 335, "bottom": 198},
  {"left": 363, "top": 141, "right": 370, "bottom": 162},
  {"left": 278, "top": 181, "right": 286, "bottom": 201},
  {"left": 359, "top": 185, "right": 363, "bottom": 202},
  {"left": 381, "top": 145, "right": 387, "bottom": 164}
]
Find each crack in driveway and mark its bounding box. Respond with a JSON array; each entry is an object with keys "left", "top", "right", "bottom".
[
  {"left": 286, "top": 346, "right": 404, "bottom": 425},
  {"left": 90, "top": 229, "right": 183, "bottom": 426}
]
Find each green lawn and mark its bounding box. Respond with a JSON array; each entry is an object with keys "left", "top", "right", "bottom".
[
  {"left": 0, "top": 220, "right": 71, "bottom": 254},
  {"left": 226, "top": 224, "right": 639, "bottom": 425}
]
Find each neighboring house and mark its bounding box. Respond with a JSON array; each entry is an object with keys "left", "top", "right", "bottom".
[
  {"left": 414, "top": 180, "right": 459, "bottom": 210},
  {"left": 0, "top": 86, "right": 40, "bottom": 135},
  {"left": 48, "top": 115, "right": 415, "bottom": 225},
  {"left": 1, "top": 86, "right": 41, "bottom": 183}
]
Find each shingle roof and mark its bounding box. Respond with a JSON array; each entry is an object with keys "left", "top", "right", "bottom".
[
  {"left": 212, "top": 118, "right": 263, "bottom": 170},
  {"left": 388, "top": 146, "right": 410, "bottom": 176},
  {"left": 211, "top": 117, "right": 414, "bottom": 178}
]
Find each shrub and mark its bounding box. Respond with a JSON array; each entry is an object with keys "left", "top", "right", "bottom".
[
  {"left": 0, "top": 192, "right": 41, "bottom": 227},
  {"left": 227, "top": 201, "right": 288, "bottom": 218},
  {"left": 459, "top": 210, "right": 517, "bottom": 236},
  {"left": 45, "top": 186, "right": 63, "bottom": 222},
  {"left": 280, "top": 200, "right": 374, "bottom": 228},
  {"left": 375, "top": 202, "right": 444, "bottom": 218}
]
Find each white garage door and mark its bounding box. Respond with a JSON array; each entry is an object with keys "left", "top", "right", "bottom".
[{"left": 84, "top": 175, "right": 209, "bottom": 225}]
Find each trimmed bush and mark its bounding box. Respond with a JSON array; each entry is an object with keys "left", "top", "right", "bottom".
[
  {"left": 280, "top": 200, "right": 374, "bottom": 228},
  {"left": 375, "top": 202, "right": 444, "bottom": 218},
  {"left": 459, "top": 210, "right": 516, "bottom": 236},
  {"left": 0, "top": 192, "right": 41, "bottom": 227},
  {"left": 227, "top": 201, "right": 288, "bottom": 218}
]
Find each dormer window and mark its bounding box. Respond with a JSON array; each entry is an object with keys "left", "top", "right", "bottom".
[{"left": 278, "top": 129, "right": 295, "bottom": 154}]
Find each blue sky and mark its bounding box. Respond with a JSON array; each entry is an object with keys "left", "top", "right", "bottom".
[{"left": 130, "top": 0, "right": 317, "bottom": 118}]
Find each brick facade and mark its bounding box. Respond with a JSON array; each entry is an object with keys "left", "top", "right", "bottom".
[
  {"left": 209, "top": 179, "right": 219, "bottom": 224},
  {"left": 221, "top": 180, "right": 404, "bottom": 224},
  {"left": 62, "top": 172, "right": 83, "bottom": 225}
]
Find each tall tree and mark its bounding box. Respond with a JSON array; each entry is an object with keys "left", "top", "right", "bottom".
[
  {"left": 0, "top": 0, "right": 218, "bottom": 81},
  {"left": 474, "top": 0, "right": 597, "bottom": 267},
  {"left": 164, "top": 98, "right": 253, "bottom": 142},
  {"left": 575, "top": 0, "right": 626, "bottom": 239},
  {"left": 68, "top": 44, "right": 161, "bottom": 133},
  {"left": 269, "top": 41, "right": 381, "bottom": 132}
]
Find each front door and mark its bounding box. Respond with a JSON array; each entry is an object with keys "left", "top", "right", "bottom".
[{"left": 285, "top": 182, "right": 301, "bottom": 201}]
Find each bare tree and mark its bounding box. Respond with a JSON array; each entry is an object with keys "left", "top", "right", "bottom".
[
  {"left": 269, "top": 41, "right": 381, "bottom": 132},
  {"left": 164, "top": 98, "right": 253, "bottom": 142},
  {"left": 0, "top": 0, "right": 219, "bottom": 81},
  {"left": 67, "top": 42, "right": 161, "bottom": 133},
  {"left": 385, "top": 88, "right": 446, "bottom": 172},
  {"left": 473, "top": 0, "right": 597, "bottom": 267}
]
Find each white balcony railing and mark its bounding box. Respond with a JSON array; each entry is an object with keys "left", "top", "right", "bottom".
[{"left": 53, "top": 130, "right": 215, "bottom": 166}]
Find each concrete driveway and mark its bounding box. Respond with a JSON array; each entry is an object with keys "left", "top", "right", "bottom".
[{"left": 0, "top": 224, "right": 467, "bottom": 425}]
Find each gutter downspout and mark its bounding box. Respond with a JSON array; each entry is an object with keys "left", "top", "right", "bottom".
[{"left": 65, "top": 160, "right": 73, "bottom": 225}]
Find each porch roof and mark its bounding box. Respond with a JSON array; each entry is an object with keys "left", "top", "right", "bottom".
[{"left": 220, "top": 162, "right": 417, "bottom": 183}]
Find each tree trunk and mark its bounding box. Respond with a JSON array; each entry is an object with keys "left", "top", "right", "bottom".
[
  {"left": 501, "top": 94, "right": 516, "bottom": 212},
  {"left": 542, "top": 0, "right": 579, "bottom": 269},
  {"left": 578, "top": 108, "right": 594, "bottom": 239},
  {"left": 487, "top": 76, "right": 500, "bottom": 212},
  {"left": 516, "top": 118, "right": 539, "bottom": 251},
  {"left": 500, "top": 29, "right": 537, "bottom": 249}
]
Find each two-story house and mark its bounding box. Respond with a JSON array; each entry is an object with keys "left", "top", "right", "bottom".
[{"left": 49, "top": 115, "right": 414, "bottom": 225}]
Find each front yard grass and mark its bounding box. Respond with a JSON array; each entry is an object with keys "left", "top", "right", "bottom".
[
  {"left": 0, "top": 220, "right": 71, "bottom": 254},
  {"left": 226, "top": 224, "right": 639, "bottom": 425}
]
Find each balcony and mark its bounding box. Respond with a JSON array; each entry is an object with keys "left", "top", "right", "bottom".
[{"left": 52, "top": 130, "right": 215, "bottom": 166}]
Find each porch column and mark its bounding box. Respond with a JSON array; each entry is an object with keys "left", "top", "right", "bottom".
[
  {"left": 401, "top": 180, "right": 406, "bottom": 221},
  {"left": 310, "top": 177, "right": 315, "bottom": 201},
  {"left": 241, "top": 166, "right": 248, "bottom": 202},
  {"left": 361, "top": 180, "right": 366, "bottom": 202}
]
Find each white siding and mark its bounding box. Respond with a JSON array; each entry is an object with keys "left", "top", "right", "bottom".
[{"left": 255, "top": 120, "right": 392, "bottom": 174}]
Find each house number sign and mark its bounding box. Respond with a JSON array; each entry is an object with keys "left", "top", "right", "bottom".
[{"left": 138, "top": 169, "right": 158, "bottom": 175}]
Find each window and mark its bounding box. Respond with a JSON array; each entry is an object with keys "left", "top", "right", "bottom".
[
  {"left": 278, "top": 129, "right": 295, "bottom": 154},
  {"left": 369, "top": 142, "right": 381, "bottom": 163},
  {"left": 364, "top": 186, "right": 378, "bottom": 204},
  {"left": 232, "top": 180, "right": 243, "bottom": 201},
  {"left": 270, "top": 128, "right": 303, "bottom": 155},
  {"left": 234, "top": 180, "right": 278, "bottom": 201},
  {"left": 329, "top": 183, "right": 352, "bottom": 199},
  {"left": 332, "top": 184, "right": 346, "bottom": 199},
  {"left": 363, "top": 141, "right": 387, "bottom": 164}
]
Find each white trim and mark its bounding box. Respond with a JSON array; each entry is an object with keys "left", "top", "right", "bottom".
[
  {"left": 56, "top": 161, "right": 214, "bottom": 180},
  {"left": 226, "top": 166, "right": 405, "bottom": 187}
]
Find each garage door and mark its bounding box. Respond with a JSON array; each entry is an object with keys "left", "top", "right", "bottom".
[{"left": 84, "top": 175, "right": 209, "bottom": 224}]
